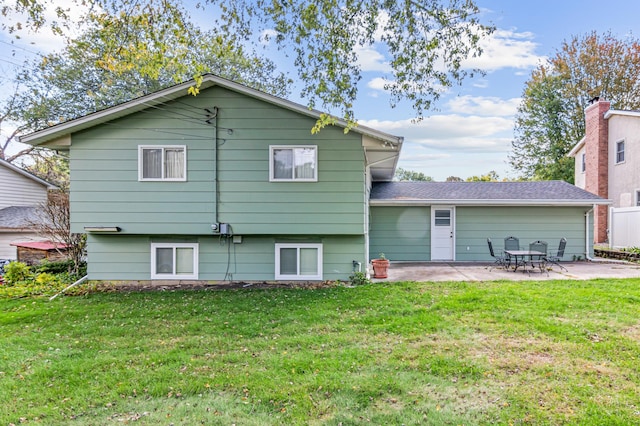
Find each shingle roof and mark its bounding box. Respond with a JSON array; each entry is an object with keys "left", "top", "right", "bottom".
[
  {"left": 370, "top": 181, "right": 609, "bottom": 205},
  {"left": 0, "top": 206, "right": 40, "bottom": 229}
]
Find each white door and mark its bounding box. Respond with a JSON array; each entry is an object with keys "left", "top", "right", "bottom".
[{"left": 431, "top": 206, "right": 455, "bottom": 261}]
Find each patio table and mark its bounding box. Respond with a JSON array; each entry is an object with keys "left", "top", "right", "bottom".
[{"left": 505, "top": 250, "right": 545, "bottom": 272}]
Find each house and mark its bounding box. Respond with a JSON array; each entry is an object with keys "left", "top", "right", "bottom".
[
  {"left": 369, "top": 181, "right": 606, "bottom": 262},
  {"left": 20, "top": 74, "right": 608, "bottom": 284},
  {"left": 0, "top": 158, "right": 57, "bottom": 259},
  {"left": 568, "top": 98, "right": 640, "bottom": 246}
]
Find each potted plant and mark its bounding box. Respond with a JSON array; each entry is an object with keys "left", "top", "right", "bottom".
[{"left": 371, "top": 253, "right": 390, "bottom": 278}]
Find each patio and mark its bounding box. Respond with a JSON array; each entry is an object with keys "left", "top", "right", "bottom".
[{"left": 371, "top": 259, "right": 640, "bottom": 282}]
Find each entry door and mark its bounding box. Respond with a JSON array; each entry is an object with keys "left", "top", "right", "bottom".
[{"left": 431, "top": 206, "right": 455, "bottom": 261}]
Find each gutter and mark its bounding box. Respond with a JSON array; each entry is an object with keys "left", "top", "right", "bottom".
[
  {"left": 585, "top": 205, "right": 595, "bottom": 261},
  {"left": 369, "top": 199, "right": 611, "bottom": 207}
]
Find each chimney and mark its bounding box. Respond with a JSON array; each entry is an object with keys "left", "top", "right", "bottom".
[{"left": 583, "top": 99, "right": 610, "bottom": 243}]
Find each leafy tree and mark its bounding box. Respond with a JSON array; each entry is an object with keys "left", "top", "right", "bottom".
[
  {"left": 446, "top": 176, "right": 463, "bottom": 182},
  {"left": 3, "top": 0, "right": 493, "bottom": 129},
  {"left": 466, "top": 170, "right": 500, "bottom": 181},
  {"left": 13, "top": 7, "right": 291, "bottom": 131},
  {"left": 1, "top": 89, "right": 34, "bottom": 162},
  {"left": 510, "top": 31, "right": 640, "bottom": 181},
  {"left": 394, "top": 168, "right": 433, "bottom": 182}
]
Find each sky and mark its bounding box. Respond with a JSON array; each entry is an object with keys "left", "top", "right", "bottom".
[{"left": 2, "top": 0, "right": 640, "bottom": 181}]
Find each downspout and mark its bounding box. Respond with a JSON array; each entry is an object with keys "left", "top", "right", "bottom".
[{"left": 585, "top": 205, "right": 595, "bottom": 261}]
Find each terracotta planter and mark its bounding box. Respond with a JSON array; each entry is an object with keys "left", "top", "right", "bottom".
[{"left": 371, "top": 259, "right": 390, "bottom": 278}]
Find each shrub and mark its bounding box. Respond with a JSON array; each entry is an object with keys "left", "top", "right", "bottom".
[
  {"left": 3, "top": 261, "right": 33, "bottom": 285},
  {"left": 349, "top": 271, "right": 371, "bottom": 286}
]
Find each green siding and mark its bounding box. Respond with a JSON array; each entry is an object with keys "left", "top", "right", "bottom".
[
  {"left": 86, "top": 234, "right": 365, "bottom": 282},
  {"left": 70, "top": 86, "right": 365, "bottom": 236},
  {"left": 369, "top": 205, "right": 592, "bottom": 262},
  {"left": 455, "top": 206, "right": 592, "bottom": 261},
  {"left": 369, "top": 206, "right": 431, "bottom": 261}
]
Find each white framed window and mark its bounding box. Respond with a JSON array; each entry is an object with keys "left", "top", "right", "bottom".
[
  {"left": 151, "top": 243, "right": 198, "bottom": 279},
  {"left": 269, "top": 146, "right": 317, "bottom": 182},
  {"left": 636, "top": 190, "right": 640, "bottom": 206},
  {"left": 616, "top": 140, "right": 625, "bottom": 164},
  {"left": 139, "top": 145, "right": 187, "bottom": 181},
  {"left": 275, "top": 243, "right": 322, "bottom": 280},
  {"left": 581, "top": 153, "right": 586, "bottom": 173}
]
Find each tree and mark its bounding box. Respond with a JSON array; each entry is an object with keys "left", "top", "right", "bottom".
[
  {"left": 12, "top": 7, "right": 291, "bottom": 132},
  {"left": 466, "top": 170, "right": 499, "bottom": 181},
  {"left": 3, "top": 0, "right": 493, "bottom": 129},
  {"left": 29, "top": 190, "right": 86, "bottom": 275},
  {"left": 446, "top": 176, "right": 463, "bottom": 182},
  {"left": 1, "top": 89, "right": 34, "bottom": 162},
  {"left": 510, "top": 31, "right": 640, "bottom": 181},
  {"left": 394, "top": 168, "right": 433, "bottom": 181}
]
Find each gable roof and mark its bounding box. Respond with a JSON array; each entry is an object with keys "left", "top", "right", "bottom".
[
  {"left": 0, "top": 158, "right": 57, "bottom": 189},
  {"left": 18, "top": 74, "right": 403, "bottom": 181},
  {"left": 370, "top": 181, "right": 610, "bottom": 206}
]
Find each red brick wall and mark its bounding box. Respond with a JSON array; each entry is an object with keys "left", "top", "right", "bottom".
[{"left": 583, "top": 100, "right": 610, "bottom": 243}]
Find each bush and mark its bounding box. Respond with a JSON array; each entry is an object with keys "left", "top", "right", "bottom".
[
  {"left": 349, "top": 271, "right": 371, "bottom": 286},
  {"left": 3, "top": 261, "right": 33, "bottom": 285}
]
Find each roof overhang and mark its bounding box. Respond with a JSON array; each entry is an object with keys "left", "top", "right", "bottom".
[
  {"left": 604, "top": 109, "right": 640, "bottom": 119},
  {"left": 0, "top": 158, "right": 58, "bottom": 189},
  {"left": 369, "top": 199, "right": 611, "bottom": 207},
  {"left": 567, "top": 137, "right": 585, "bottom": 158},
  {"left": 363, "top": 135, "right": 403, "bottom": 182},
  {"left": 19, "top": 74, "right": 403, "bottom": 152}
]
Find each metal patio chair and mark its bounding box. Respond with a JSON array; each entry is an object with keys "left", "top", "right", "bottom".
[
  {"left": 504, "top": 236, "right": 520, "bottom": 266},
  {"left": 546, "top": 238, "right": 568, "bottom": 271},
  {"left": 528, "top": 240, "right": 548, "bottom": 275},
  {"left": 487, "top": 238, "right": 508, "bottom": 271}
]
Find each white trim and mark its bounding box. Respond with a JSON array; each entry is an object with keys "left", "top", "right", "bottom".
[
  {"left": 567, "top": 137, "right": 585, "bottom": 158},
  {"left": 151, "top": 242, "right": 198, "bottom": 280},
  {"left": 269, "top": 145, "right": 318, "bottom": 182},
  {"left": 138, "top": 145, "right": 187, "bottom": 181},
  {"left": 275, "top": 243, "right": 323, "bottom": 280},
  {"left": 604, "top": 109, "right": 640, "bottom": 119},
  {"left": 369, "top": 199, "right": 612, "bottom": 207}
]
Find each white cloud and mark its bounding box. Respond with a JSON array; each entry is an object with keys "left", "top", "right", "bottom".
[
  {"left": 446, "top": 95, "right": 521, "bottom": 117},
  {"left": 259, "top": 29, "right": 278, "bottom": 46},
  {"left": 463, "top": 29, "right": 546, "bottom": 72},
  {"left": 355, "top": 45, "right": 391, "bottom": 72}
]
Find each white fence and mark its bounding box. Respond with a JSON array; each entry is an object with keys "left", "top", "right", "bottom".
[{"left": 610, "top": 207, "right": 640, "bottom": 248}]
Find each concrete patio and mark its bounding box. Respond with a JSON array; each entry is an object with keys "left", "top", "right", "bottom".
[{"left": 372, "top": 259, "right": 640, "bottom": 282}]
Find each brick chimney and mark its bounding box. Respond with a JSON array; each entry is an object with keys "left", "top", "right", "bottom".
[{"left": 583, "top": 98, "right": 610, "bottom": 243}]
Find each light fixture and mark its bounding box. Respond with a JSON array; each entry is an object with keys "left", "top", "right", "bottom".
[
  {"left": 227, "top": 128, "right": 233, "bottom": 135},
  {"left": 84, "top": 226, "right": 121, "bottom": 232}
]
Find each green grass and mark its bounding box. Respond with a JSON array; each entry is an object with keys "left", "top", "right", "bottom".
[{"left": 1, "top": 279, "right": 640, "bottom": 425}]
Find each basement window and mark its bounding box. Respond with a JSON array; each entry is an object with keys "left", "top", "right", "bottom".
[{"left": 275, "top": 243, "right": 322, "bottom": 280}]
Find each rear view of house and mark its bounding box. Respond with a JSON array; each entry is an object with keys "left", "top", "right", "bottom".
[{"left": 20, "top": 74, "right": 402, "bottom": 283}]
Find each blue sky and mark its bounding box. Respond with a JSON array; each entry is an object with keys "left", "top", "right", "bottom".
[{"left": 2, "top": 0, "right": 640, "bottom": 180}]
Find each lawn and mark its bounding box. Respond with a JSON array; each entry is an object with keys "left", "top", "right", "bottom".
[{"left": 1, "top": 279, "right": 639, "bottom": 425}]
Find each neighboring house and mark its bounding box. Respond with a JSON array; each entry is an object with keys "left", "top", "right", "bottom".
[
  {"left": 0, "top": 159, "right": 57, "bottom": 259},
  {"left": 20, "top": 74, "right": 607, "bottom": 284},
  {"left": 568, "top": 98, "right": 640, "bottom": 245}
]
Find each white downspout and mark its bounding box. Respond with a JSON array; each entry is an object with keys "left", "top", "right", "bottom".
[{"left": 585, "top": 205, "right": 595, "bottom": 261}]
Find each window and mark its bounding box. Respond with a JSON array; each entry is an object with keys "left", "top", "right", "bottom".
[
  {"left": 151, "top": 243, "right": 198, "bottom": 279},
  {"left": 434, "top": 209, "right": 451, "bottom": 226},
  {"left": 139, "top": 145, "right": 186, "bottom": 181},
  {"left": 636, "top": 190, "right": 640, "bottom": 206},
  {"left": 581, "top": 153, "right": 586, "bottom": 172},
  {"left": 616, "top": 140, "right": 625, "bottom": 164},
  {"left": 270, "top": 146, "right": 317, "bottom": 181},
  {"left": 275, "top": 243, "right": 322, "bottom": 280}
]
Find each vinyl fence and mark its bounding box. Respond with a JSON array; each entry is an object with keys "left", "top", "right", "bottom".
[{"left": 609, "top": 207, "right": 640, "bottom": 248}]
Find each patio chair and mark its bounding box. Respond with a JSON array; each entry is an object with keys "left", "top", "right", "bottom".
[
  {"left": 487, "top": 238, "right": 508, "bottom": 271},
  {"left": 528, "top": 240, "right": 548, "bottom": 275},
  {"left": 504, "top": 236, "right": 520, "bottom": 266},
  {"left": 546, "top": 238, "right": 568, "bottom": 271}
]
